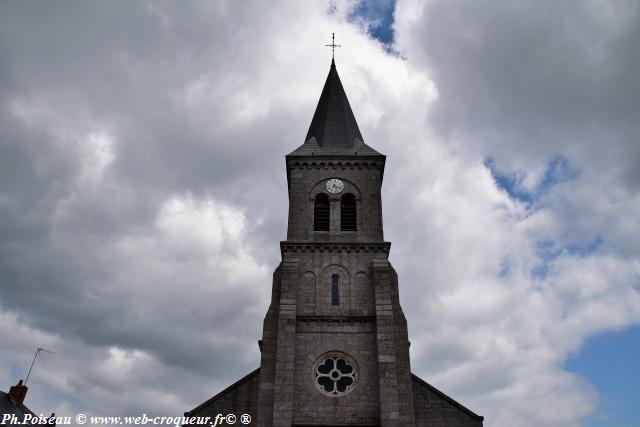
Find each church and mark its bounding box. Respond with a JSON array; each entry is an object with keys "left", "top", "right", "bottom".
[{"left": 185, "top": 57, "right": 484, "bottom": 426}]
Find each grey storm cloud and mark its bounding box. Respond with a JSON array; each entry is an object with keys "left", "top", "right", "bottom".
[
  {"left": 1, "top": 1, "right": 639, "bottom": 426},
  {"left": 394, "top": 0, "right": 640, "bottom": 253},
  {"left": 395, "top": 0, "right": 640, "bottom": 197},
  {"left": 0, "top": 0, "right": 297, "bottom": 414}
]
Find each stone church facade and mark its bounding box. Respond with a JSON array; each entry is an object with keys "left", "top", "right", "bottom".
[{"left": 186, "top": 60, "right": 484, "bottom": 426}]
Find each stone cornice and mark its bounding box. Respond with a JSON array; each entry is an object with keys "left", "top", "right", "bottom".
[
  {"left": 280, "top": 241, "right": 390, "bottom": 256},
  {"left": 296, "top": 315, "right": 375, "bottom": 323},
  {"left": 286, "top": 157, "right": 385, "bottom": 171}
]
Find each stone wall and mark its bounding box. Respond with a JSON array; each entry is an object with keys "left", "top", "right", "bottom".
[
  {"left": 285, "top": 158, "right": 385, "bottom": 243},
  {"left": 291, "top": 249, "right": 381, "bottom": 317},
  {"left": 292, "top": 328, "right": 379, "bottom": 425}
]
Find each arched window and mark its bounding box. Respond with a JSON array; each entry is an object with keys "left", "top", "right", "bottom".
[
  {"left": 331, "top": 274, "right": 340, "bottom": 306},
  {"left": 314, "top": 193, "right": 330, "bottom": 231},
  {"left": 340, "top": 194, "right": 357, "bottom": 231}
]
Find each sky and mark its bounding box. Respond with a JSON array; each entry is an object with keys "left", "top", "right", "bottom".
[{"left": 0, "top": 1, "right": 639, "bottom": 426}]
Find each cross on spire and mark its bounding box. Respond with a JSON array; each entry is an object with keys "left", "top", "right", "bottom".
[{"left": 325, "top": 33, "right": 341, "bottom": 59}]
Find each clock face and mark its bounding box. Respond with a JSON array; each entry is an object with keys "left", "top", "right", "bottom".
[{"left": 326, "top": 179, "right": 344, "bottom": 194}]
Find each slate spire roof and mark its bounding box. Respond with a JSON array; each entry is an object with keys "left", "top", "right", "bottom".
[{"left": 289, "top": 59, "right": 382, "bottom": 156}]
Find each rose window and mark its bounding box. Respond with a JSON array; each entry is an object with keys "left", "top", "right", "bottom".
[{"left": 313, "top": 353, "right": 357, "bottom": 396}]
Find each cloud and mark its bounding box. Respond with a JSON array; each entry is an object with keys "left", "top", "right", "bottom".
[
  {"left": 0, "top": 1, "right": 638, "bottom": 426},
  {"left": 388, "top": 0, "right": 640, "bottom": 424},
  {"left": 394, "top": 0, "right": 640, "bottom": 185}
]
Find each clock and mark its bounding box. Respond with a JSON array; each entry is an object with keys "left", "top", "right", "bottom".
[{"left": 326, "top": 179, "right": 344, "bottom": 194}]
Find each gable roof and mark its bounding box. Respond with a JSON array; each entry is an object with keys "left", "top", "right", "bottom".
[
  {"left": 184, "top": 368, "right": 259, "bottom": 416},
  {"left": 289, "top": 59, "right": 382, "bottom": 157},
  {"left": 0, "top": 391, "right": 36, "bottom": 420},
  {"left": 412, "top": 373, "right": 484, "bottom": 421}
]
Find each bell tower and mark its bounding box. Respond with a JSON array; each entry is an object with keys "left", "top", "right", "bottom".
[
  {"left": 185, "top": 57, "right": 484, "bottom": 427},
  {"left": 256, "top": 59, "right": 415, "bottom": 426}
]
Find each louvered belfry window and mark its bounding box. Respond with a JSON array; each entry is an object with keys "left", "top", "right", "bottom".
[
  {"left": 314, "top": 193, "right": 330, "bottom": 231},
  {"left": 340, "top": 193, "right": 357, "bottom": 231}
]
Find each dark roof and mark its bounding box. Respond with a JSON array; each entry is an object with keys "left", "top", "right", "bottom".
[
  {"left": 0, "top": 391, "right": 36, "bottom": 420},
  {"left": 411, "top": 373, "right": 484, "bottom": 421},
  {"left": 289, "top": 59, "right": 382, "bottom": 157},
  {"left": 184, "top": 368, "right": 260, "bottom": 416}
]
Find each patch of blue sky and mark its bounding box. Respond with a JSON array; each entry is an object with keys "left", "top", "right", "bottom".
[
  {"left": 483, "top": 157, "right": 535, "bottom": 205},
  {"left": 531, "top": 240, "right": 559, "bottom": 279},
  {"left": 498, "top": 256, "right": 511, "bottom": 278},
  {"left": 566, "top": 235, "right": 604, "bottom": 257},
  {"left": 484, "top": 156, "right": 594, "bottom": 280},
  {"left": 531, "top": 263, "right": 551, "bottom": 280},
  {"left": 347, "top": 0, "right": 396, "bottom": 45},
  {"left": 538, "top": 155, "right": 579, "bottom": 193},
  {"left": 531, "top": 236, "right": 603, "bottom": 279},
  {"left": 566, "top": 325, "right": 640, "bottom": 427},
  {"left": 484, "top": 155, "right": 579, "bottom": 208}
]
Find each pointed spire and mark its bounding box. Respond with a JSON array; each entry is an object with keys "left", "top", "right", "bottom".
[
  {"left": 290, "top": 60, "right": 381, "bottom": 156},
  {"left": 305, "top": 59, "right": 363, "bottom": 149}
]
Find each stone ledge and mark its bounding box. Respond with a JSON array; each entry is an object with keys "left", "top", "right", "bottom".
[
  {"left": 296, "top": 315, "right": 375, "bottom": 323},
  {"left": 280, "top": 241, "right": 391, "bottom": 256}
]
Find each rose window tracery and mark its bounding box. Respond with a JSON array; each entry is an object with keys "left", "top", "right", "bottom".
[{"left": 313, "top": 353, "right": 357, "bottom": 396}]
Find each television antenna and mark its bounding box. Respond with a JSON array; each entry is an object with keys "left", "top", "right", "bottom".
[{"left": 25, "top": 347, "right": 56, "bottom": 385}]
